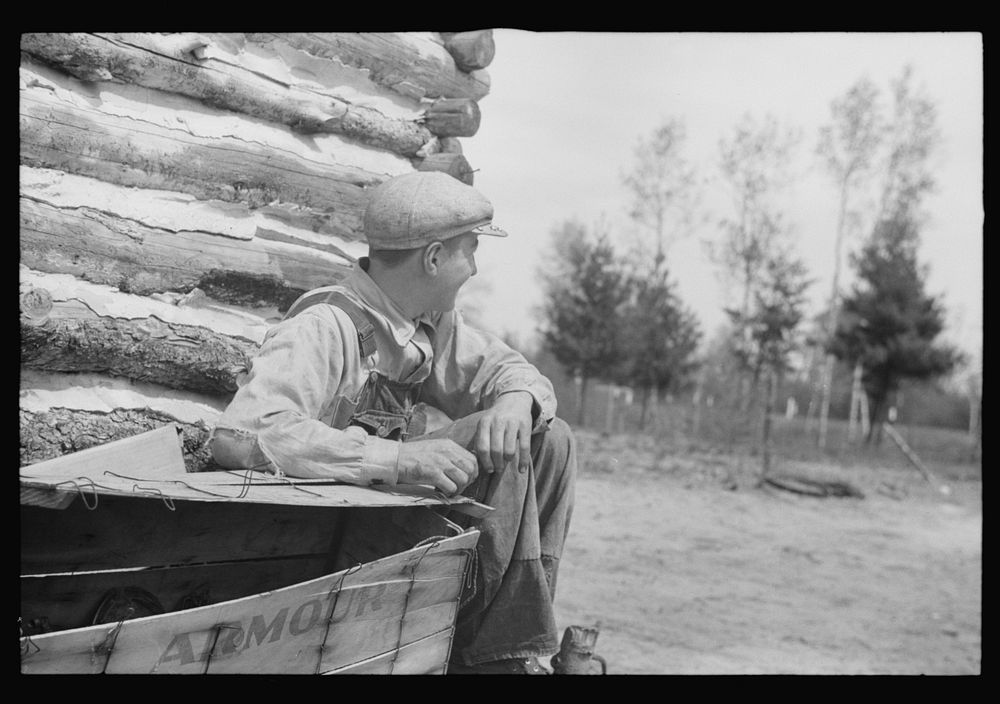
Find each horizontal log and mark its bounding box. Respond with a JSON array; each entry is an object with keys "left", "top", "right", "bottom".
[
  {"left": 441, "top": 31, "right": 496, "bottom": 71},
  {"left": 20, "top": 185, "right": 354, "bottom": 308},
  {"left": 21, "top": 33, "right": 435, "bottom": 157},
  {"left": 21, "top": 301, "right": 257, "bottom": 394},
  {"left": 115, "top": 32, "right": 424, "bottom": 122},
  {"left": 20, "top": 79, "right": 373, "bottom": 240},
  {"left": 19, "top": 267, "right": 274, "bottom": 344},
  {"left": 20, "top": 407, "right": 213, "bottom": 473},
  {"left": 20, "top": 56, "right": 415, "bottom": 182},
  {"left": 20, "top": 369, "right": 227, "bottom": 426},
  {"left": 246, "top": 32, "right": 491, "bottom": 102},
  {"left": 416, "top": 153, "right": 474, "bottom": 186},
  {"left": 20, "top": 164, "right": 365, "bottom": 260}
]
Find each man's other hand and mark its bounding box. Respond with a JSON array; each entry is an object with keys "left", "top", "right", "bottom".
[
  {"left": 396, "top": 438, "right": 478, "bottom": 495},
  {"left": 475, "top": 391, "right": 533, "bottom": 474}
]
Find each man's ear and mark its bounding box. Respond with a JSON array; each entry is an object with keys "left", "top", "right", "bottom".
[{"left": 423, "top": 241, "right": 444, "bottom": 275}]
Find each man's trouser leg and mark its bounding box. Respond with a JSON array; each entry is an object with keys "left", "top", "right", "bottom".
[{"left": 448, "top": 418, "right": 576, "bottom": 665}]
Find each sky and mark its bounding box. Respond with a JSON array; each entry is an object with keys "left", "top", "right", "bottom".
[{"left": 457, "top": 31, "right": 983, "bottom": 370}]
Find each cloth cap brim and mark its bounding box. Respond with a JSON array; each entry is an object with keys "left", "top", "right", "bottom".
[{"left": 471, "top": 223, "right": 509, "bottom": 238}]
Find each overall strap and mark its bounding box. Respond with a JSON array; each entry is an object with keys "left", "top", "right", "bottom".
[{"left": 283, "top": 289, "right": 377, "bottom": 359}]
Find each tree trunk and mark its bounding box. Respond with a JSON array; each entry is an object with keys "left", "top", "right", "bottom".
[
  {"left": 691, "top": 371, "right": 705, "bottom": 438},
  {"left": 817, "top": 353, "right": 835, "bottom": 449},
  {"left": 761, "top": 369, "right": 776, "bottom": 479},
  {"left": 866, "top": 393, "right": 887, "bottom": 446},
  {"left": 576, "top": 375, "right": 590, "bottom": 428},
  {"left": 604, "top": 385, "right": 616, "bottom": 435},
  {"left": 847, "top": 361, "right": 864, "bottom": 443}
]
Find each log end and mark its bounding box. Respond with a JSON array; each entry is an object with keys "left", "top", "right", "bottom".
[
  {"left": 20, "top": 286, "right": 53, "bottom": 325},
  {"left": 442, "top": 30, "right": 496, "bottom": 72},
  {"left": 416, "top": 152, "right": 474, "bottom": 186}
]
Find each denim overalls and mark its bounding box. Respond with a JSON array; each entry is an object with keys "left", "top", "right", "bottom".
[{"left": 283, "top": 289, "right": 428, "bottom": 444}]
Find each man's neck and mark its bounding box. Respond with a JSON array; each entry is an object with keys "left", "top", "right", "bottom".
[{"left": 365, "top": 259, "right": 428, "bottom": 320}]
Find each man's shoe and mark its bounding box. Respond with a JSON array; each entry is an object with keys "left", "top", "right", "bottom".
[{"left": 447, "top": 657, "right": 551, "bottom": 674}]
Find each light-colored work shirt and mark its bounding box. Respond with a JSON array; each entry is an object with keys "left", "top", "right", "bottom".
[{"left": 211, "top": 259, "right": 557, "bottom": 486}]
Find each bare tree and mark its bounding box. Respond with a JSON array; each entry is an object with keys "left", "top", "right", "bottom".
[
  {"left": 711, "top": 112, "right": 802, "bottom": 408},
  {"left": 876, "top": 65, "right": 941, "bottom": 223},
  {"left": 622, "top": 118, "right": 701, "bottom": 268},
  {"left": 620, "top": 118, "right": 703, "bottom": 426},
  {"left": 813, "top": 76, "right": 885, "bottom": 449}
]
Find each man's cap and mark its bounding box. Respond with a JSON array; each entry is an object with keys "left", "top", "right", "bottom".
[{"left": 363, "top": 171, "right": 509, "bottom": 250}]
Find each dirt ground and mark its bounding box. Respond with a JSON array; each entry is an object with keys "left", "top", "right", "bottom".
[{"left": 545, "top": 429, "right": 982, "bottom": 675}]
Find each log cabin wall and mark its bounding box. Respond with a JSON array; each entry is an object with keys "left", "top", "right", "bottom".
[{"left": 19, "top": 31, "right": 496, "bottom": 471}]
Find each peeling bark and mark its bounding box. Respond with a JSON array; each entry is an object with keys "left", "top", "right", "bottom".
[
  {"left": 246, "top": 32, "right": 490, "bottom": 102},
  {"left": 21, "top": 314, "right": 257, "bottom": 395},
  {"left": 20, "top": 408, "right": 214, "bottom": 473},
  {"left": 20, "top": 196, "right": 350, "bottom": 307},
  {"left": 20, "top": 93, "right": 369, "bottom": 238}
]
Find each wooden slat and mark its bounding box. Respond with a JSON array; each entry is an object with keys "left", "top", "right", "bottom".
[
  {"left": 19, "top": 424, "right": 185, "bottom": 483},
  {"left": 325, "top": 628, "right": 452, "bottom": 675},
  {"left": 20, "top": 407, "right": 214, "bottom": 473},
  {"left": 21, "top": 496, "right": 344, "bottom": 573},
  {"left": 315, "top": 581, "right": 460, "bottom": 668},
  {"left": 19, "top": 487, "right": 76, "bottom": 510},
  {"left": 20, "top": 532, "right": 476, "bottom": 673},
  {"left": 21, "top": 555, "right": 330, "bottom": 634}
]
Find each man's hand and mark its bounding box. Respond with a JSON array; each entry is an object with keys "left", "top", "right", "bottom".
[
  {"left": 474, "top": 391, "right": 534, "bottom": 475},
  {"left": 396, "top": 438, "right": 478, "bottom": 496}
]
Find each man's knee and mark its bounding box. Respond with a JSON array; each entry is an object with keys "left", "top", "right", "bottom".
[{"left": 534, "top": 417, "right": 576, "bottom": 469}]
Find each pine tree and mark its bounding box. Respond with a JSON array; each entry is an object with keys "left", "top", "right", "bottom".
[
  {"left": 538, "top": 220, "right": 632, "bottom": 427},
  {"left": 615, "top": 259, "right": 702, "bottom": 429},
  {"left": 725, "top": 249, "right": 812, "bottom": 476},
  {"left": 830, "top": 214, "right": 962, "bottom": 443}
]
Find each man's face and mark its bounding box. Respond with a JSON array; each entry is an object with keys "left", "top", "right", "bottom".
[{"left": 430, "top": 232, "right": 479, "bottom": 311}]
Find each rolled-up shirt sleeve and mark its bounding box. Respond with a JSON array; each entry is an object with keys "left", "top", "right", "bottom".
[
  {"left": 211, "top": 308, "right": 400, "bottom": 485},
  {"left": 422, "top": 310, "right": 557, "bottom": 432}
]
